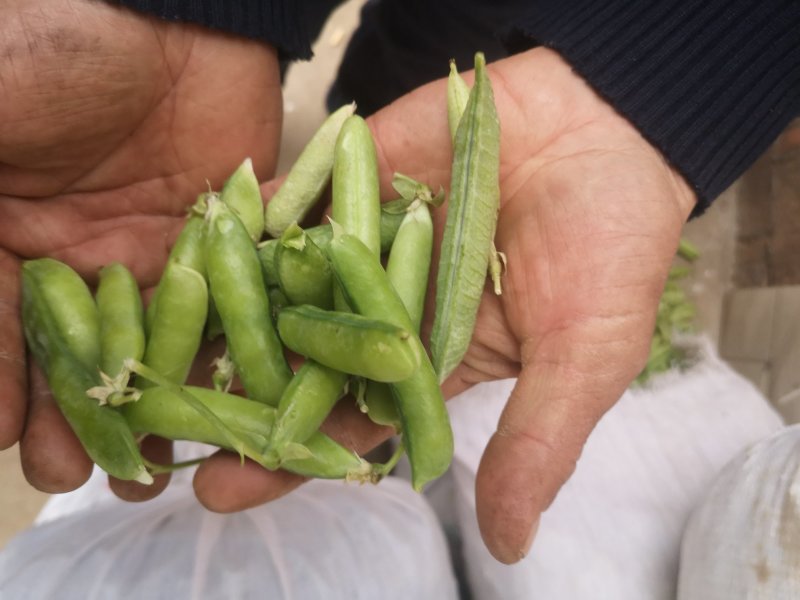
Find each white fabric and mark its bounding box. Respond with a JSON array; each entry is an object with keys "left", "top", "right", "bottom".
[
  {"left": 3, "top": 472, "right": 457, "bottom": 600},
  {"left": 678, "top": 424, "right": 800, "bottom": 599},
  {"left": 446, "top": 338, "right": 783, "bottom": 600}
]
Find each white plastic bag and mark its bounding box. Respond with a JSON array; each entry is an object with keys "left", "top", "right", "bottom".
[
  {"left": 678, "top": 424, "right": 800, "bottom": 599},
  {"left": 1, "top": 466, "right": 457, "bottom": 600},
  {"left": 446, "top": 338, "right": 783, "bottom": 599}
]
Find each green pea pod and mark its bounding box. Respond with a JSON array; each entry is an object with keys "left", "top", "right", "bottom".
[
  {"left": 257, "top": 209, "right": 406, "bottom": 287},
  {"left": 385, "top": 201, "right": 433, "bottom": 333},
  {"left": 206, "top": 199, "right": 292, "bottom": 406},
  {"left": 140, "top": 262, "right": 208, "bottom": 387},
  {"left": 327, "top": 229, "right": 453, "bottom": 491},
  {"left": 364, "top": 200, "right": 433, "bottom": 429},
  {"left": 21, "top": 261, "right": 150, "bottom": 484},
  {"left": 275, "top": 224, "right": 334, "bottom": 309},
  {"left": 431, "top": 52, "right": 500, "bottom": 383},
  {"left": 447, "top": 59, "right": 471, "bottom": 141},
  {"left": 265, "top": 103, "right": 356, "bottom": 238},
  {"left": 96, "top": 263, "right": 145, "bottom": 379},
  {"left": 331, "top": 115, "right": 381, "bottom": 258},
  {"left": 145, "top": 194, "right": 210, "bottom": 335},
  {"left": 263, "top": 360, "right": 348, "bottom": 466},
  {"left": 277, "top": 305, "right": 422, "bottom": 382},
  {"left": 124, "top": 385, "right": 374, "bottom": 481},
  {"left": 221, "top": 158, "right": 265, "bottom": 243},
  {"left": 21, "top": 259, "right": 99, "bottom": 372}
]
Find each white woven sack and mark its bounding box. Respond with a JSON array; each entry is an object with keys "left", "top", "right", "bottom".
[{"left": 447, "top": 338, "right": 783, "bottom": 599}]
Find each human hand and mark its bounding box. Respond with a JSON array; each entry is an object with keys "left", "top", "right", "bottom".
[
  {"left": 0, "top": 0, "right": 282, "bottom": 495},
  {"left": 194, "top": 47, "right": 696, "bottom": 563}
]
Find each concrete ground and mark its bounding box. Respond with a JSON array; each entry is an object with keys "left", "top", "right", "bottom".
[{"left": 1, "top": 0, "right": 797, "bottom": 551}]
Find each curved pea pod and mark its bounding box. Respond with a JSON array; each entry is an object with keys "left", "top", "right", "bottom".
[
  {"left": 364, "top": 200, "right": 433, "bottom": 429},
  {"left": 21, "top": 262, "right": 150, "bottom": 484},
  {"left": 124, "top": 385, "right": 375, "bottom": 481},
  {"left": 431, "top": 52, "right": 500, "bottom": 383},
  {"left": 263, "top": 360, "right": 348, "bottom": 467},
  {"left": 21, "top": 259, "right": 99, "bottom": 372},
  {"left": 140, "top": 262, "right": 208, "bottom": 387},
  {"left": 221, "top": 158, "right": 265, "bottom": 243},
  {"left": 331, "top": 115, "right": 381, "bottom": 257},
  {"left": 264, "top": 103, "right": 356, "bottom": 238},
  {"left": 277, "top": 305, "right": 422, "bottom": 382},
  {"left": 206, "top": 199, "right": 292, "bottom": 406},
  {"left": 145, "top": 194, "right": 210, "bottom": 335},
  {"left": 96, "top": 263, "right": 145, "bottom": 379},
  {"left": 447, "top": 59, "right": 471, "bottom": 141},
  {"left": 274, "top": 224, "right": 334, "bottom": 309},
  {"left": 327, "top": 230, "right": 453, "bottom": 491}
]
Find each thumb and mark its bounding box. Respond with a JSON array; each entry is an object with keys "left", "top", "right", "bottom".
[{"left": 475, "top": 324, "right": 650, "bottom": 564}]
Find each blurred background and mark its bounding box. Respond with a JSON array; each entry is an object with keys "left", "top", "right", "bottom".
[{"left": 1, "top": 0, "right": 798, "bottom": 547}]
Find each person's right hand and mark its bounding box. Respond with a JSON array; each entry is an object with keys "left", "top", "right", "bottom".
[{"left": 0, "top": 0, "right": 282, "bottom": 495}]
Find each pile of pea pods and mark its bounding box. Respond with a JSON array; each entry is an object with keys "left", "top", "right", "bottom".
[{"left": 21, "top": 53, "right": 501, "bottom": 490}]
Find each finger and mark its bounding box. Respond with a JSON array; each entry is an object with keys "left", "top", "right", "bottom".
[
  {"left": 194, "top": 399, "right": 393, "bottom": 512},
  {"left": 108, "top": 435, "right": 172, "bottom": 501},
  {"left": 475, "top": 325, "right": 650, "bottom": 564},
  {"left": 20, "top": 362, "right": 93, "bottom": 492},
  {"left": 0, "top": 251, "right": 27, "bottom": 449}
]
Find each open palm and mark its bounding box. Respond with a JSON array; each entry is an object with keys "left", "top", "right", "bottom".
[
  {"left": 195, "top": 47, "right": 696, "bottom": 564},
  {"left": 0, "top": 0, "right": 282, "bottom": 490}
]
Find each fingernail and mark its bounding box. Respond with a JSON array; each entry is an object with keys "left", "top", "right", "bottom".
[{"left": 519, "top": 517, "right": 540, "bottom": 560}]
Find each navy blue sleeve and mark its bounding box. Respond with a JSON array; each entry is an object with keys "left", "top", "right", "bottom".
[
  {"left": 507, "top": 0, "right": 800, "bottom": 215},
  {"left": 109, "top": 0, "right": 800, "bottom": 215}
]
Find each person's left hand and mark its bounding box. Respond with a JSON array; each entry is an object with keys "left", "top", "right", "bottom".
[{"left": 193, "top": 47, "right": 697, "bottom": 564}]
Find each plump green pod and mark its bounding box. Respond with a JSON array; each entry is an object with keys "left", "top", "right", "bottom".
[
  {"left": 277, "top": 305, "right": 421, "bottom": 382},
  {"left": 266, "top": 360, "right": 348, "bottom": 459},
  {"left": 385, "top": 202, "right": 433, "bottom": 333},
  {"left": 265, "top": 103, "right": 356, "bottom": 238},
  {"left": 205, "top": 200, "right": 292, "bottom": 406},
  {"left": 275, "top": 224, "right": 334, "bottom": 309},
  {"left": 21, "top": 263, "right": 150, "bottom": 483},
  {"left": 364, "top": 201, "right": 433, "bottom": 429},
  {"left": 447, "top": 60, "right": 471, "bottom": 141},
  {"left": 96, "top": 263, "right": 145, "bottom": 378},
  {"left": 327, "top": 231, "right": 453, "bottom": 491},
  {"left": 124, "top": 385, "right": 372, "bottom": 480},
  {"left": 221, "top": 158, "right": 265, "bottom": 243},
  {"left": 21, "top": 259, "right": 100, "bottom": 372},
  {"left": 331, "top": 115, "right": 381, "bottom": 257},
  {"left": 145, "top": 197, "right": 209, "bottom": 335},
  {"left": 140, "top": 263, "right": 208, "bottom": 387},
  {"left": 431, "top": 52, "right": 500, "bottom": 383}
]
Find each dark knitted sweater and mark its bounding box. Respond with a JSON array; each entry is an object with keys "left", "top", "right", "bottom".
[{"left": 110, "top": 0, "right": 800, "bottom": 214}]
